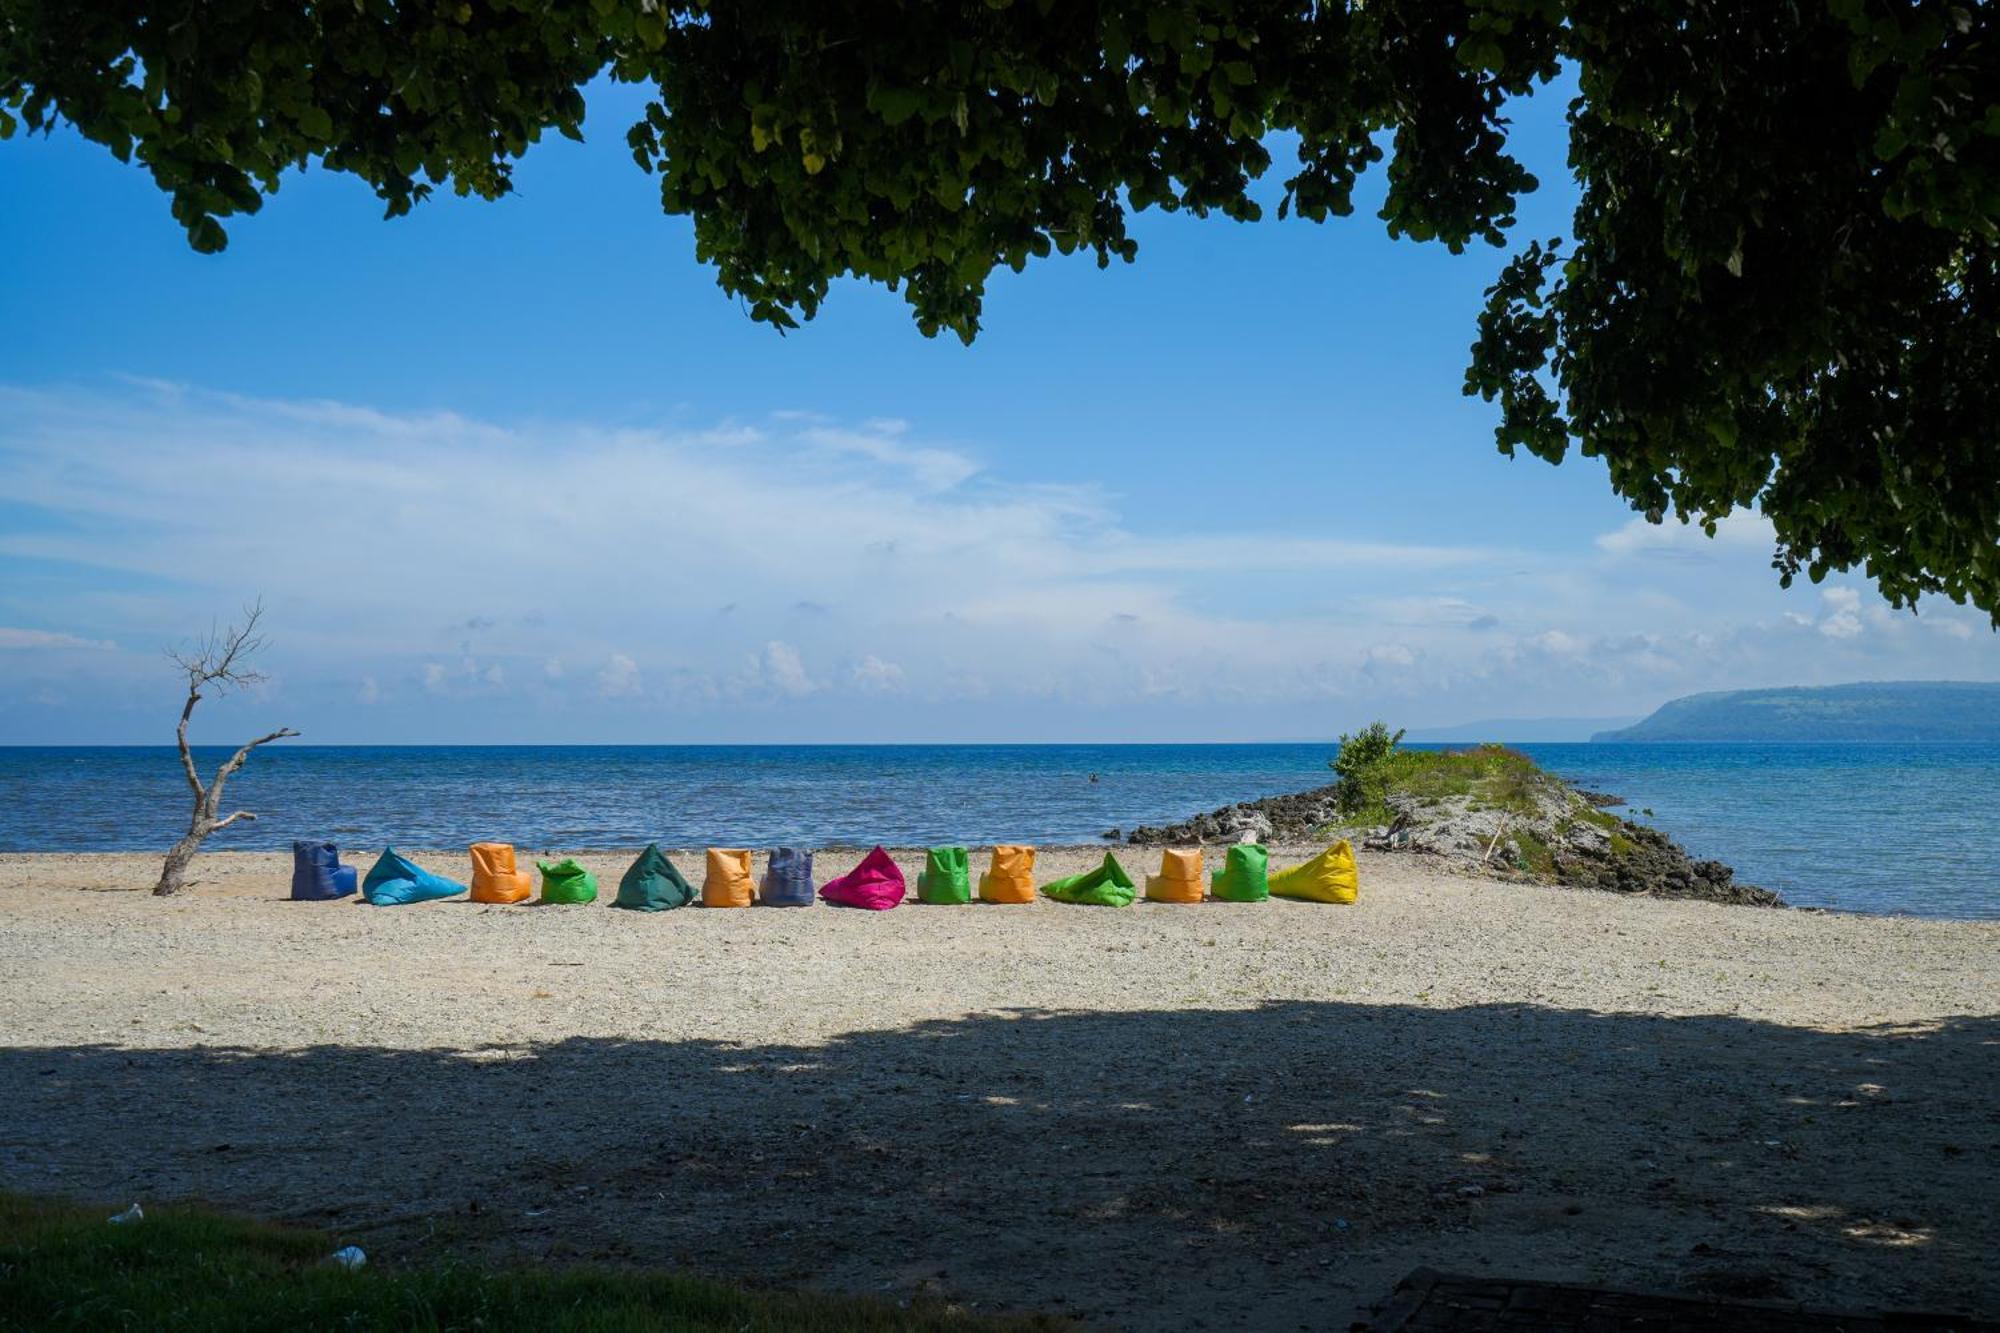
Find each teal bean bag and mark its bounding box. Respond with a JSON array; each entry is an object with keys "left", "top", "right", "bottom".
[
  {"left": 614, "top": 843, "right": 698, "bottom": 911},
  {"left": 362, "top": 848, "right": 465, "bottom": 906}
]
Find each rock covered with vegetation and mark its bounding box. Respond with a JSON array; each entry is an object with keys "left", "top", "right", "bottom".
[{"left": 1128, "top": 725, "right": 1781, "bottom": 907}]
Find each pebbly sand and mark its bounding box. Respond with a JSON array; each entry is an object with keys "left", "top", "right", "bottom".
[{"left": 1, "top": 846, "right": 1995, "bottom": 1329}]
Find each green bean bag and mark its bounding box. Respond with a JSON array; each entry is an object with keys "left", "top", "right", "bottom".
[
  {"left": 1211, "top": 844, "right": 1270, "bottom": 902},
  {"left": 1041, "top": 851, "right": 1136, "bottom": 907},
  {"left": 537, "top": 857, "right": 598, "bottom": 904},
  {"left": 613, "top": 844, "right": 697, "bottom": 911},
  {"left": 915, "top": 846, "right": 971, "bottom": 904}
]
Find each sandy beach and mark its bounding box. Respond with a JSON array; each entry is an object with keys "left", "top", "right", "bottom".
[{"left": 2, "top": 846, "right": 1995, "bottom": 1329}]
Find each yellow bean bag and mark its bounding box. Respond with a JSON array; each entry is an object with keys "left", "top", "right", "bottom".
[
  {"left": 703, "top": 848, "right": 756, "bottom": 908},
  {"left": 468, "top": 842, "right": 533, "bottom": 904},
  {"left": 1145, "top": 848, "right": 1205, "bottom": 903},
  {"left": 1267, "top": 840, "right": 1360, "bottom": 904},
  {"left": 979, "top": 844, "right": 1036, "bottom": 904}
]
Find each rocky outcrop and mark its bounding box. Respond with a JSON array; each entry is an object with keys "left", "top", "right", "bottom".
[
  {"left": 1127, "top": 778, "right": 1781, "bottom": 908},
  {"left": 1124, "top": 784, "right": 1344, "bottom": 846}
]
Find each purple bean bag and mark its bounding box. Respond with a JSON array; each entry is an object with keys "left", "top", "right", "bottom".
[{"left": 819, "top": 845, "right": 906, "bottom": 910}]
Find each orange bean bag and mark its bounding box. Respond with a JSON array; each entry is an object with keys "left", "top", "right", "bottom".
[
  {"left": 703, "top": 848, "right": 756, "bottom": 908},
  {"left": 468, "top": 842, "right": 533, "bottom": 904},
  {"left": 978, "top": 844, "right": 1036, "bottom": 904},
  {"left": 1145, "top": 848, "right": 1205, "bottom": 903}
]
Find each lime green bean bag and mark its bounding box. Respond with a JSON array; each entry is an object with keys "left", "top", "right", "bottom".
[
  {"left": 537, "top": 857, "right": 598, "bottom": 905},
  {"left": 1041, "top": 851, "right": 1136, "bottom": 906},
  {"left": 916, "top": 846, "right": 971, "bottom": 904},
  {"left": 613, "top": 844, "right": 696, "bottom": 911},
  {"left": 1211, "top": 844, "right": 1270, "bottom": 902}
]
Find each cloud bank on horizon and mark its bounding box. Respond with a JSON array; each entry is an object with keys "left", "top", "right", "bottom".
[{"left": 0, "top": 379, "right": 1992, "bottom": 744}]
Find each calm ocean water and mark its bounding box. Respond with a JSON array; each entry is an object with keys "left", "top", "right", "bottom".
[{"left": 1, "top": 743, "right": 1994, "bottom": 919}]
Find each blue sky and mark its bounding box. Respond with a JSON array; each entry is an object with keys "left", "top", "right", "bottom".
[{"left": 2, "top": 76, "right": 1993, "bottom": 744}]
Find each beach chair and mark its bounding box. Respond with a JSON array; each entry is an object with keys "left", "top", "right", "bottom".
[
  {"left": 915, "top": 846, "right": 971, "bottom": 904},
  {"left": 1210, "top": 843, "right": 1270, "bottom": 903},
  {"left": 760, "top": 847, "right": 816, "bottom": 907},
  {"left": 1268, "top": 840, "right": 1360, "bottom": 904},
  {"left": 613, "top": 844, "right": 698, "bottom": 911},
  {"left": 820, "top": 846, "right": 906, "bottom": 910},
  {"left": 978, "top": 844, "right": 1037, "bottom": 904},
  {"left": 703, "top": 848, "right": 756, "bottom": 908},
  {"left": 361, "top": 848, "right": 466, "bottom": 906},
  {"left": 1042, "top": 851, "right": 1137, "bottom": 906},
  {"left": 1144, "top": 848, "right": 1205, "bottom": 903},
  {"left": 289, "top": 840, "right": 358, "bottom": 901},
  {"left": 468, "top": 842, "right": 533, "bottom": 904},
  {"left": 537, "top": 857, "right": 598, "bottom": 904}
]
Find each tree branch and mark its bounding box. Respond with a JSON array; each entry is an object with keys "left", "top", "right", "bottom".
[
  {"left": 154, "top": 598, "right": 294, "bottom": 896},
  {"left": 207, "top": 727, "right": 301, "bottom": 802},
  {"left": 175, "top": 687, "right": 203, "bottom": 797}
]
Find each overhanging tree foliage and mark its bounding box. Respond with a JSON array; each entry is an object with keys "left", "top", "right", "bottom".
[{"left": 4, "top": 1, "right": 1995, "bottom": 616}]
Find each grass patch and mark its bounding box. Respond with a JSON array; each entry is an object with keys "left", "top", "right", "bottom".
[
  {"left": 1333, "top": 741, "right": 1555, "bottom": 826},
  {"left": 1576, "top": 805, "right": 1621, "bottom": 831},
  {"left": 1608, "top": 831, "right": 1637, "bottom": 857},
  {"left": 1510, "top": 829, "right": 1557, "bottom": 877},
  {"left": 0, "top": 1193, "right": 1063, "bottom": 1333}
]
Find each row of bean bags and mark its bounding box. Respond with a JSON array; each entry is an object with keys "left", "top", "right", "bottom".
[
  {"left": 618, "top": 844, "right": 906, "bottom": 911},
  {"left": 1028, "top": 844, "right": 1358, "bottom": 907},
  {"left": 346, "top": 845, "right": 600, "bottom": 906},
  {"left": 304, "top": 840, "right": 1359, "bottom": 908}
]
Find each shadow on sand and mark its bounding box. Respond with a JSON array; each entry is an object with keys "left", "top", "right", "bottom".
[{"left": 3, "top": 1003, "right": 1993, "bottom": 1329}]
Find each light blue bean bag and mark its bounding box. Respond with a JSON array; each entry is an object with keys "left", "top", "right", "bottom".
[{"left": 361, "top": 847, "right": 465, "bottom": 906}]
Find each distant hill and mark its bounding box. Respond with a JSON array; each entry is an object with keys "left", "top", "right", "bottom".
[
  {"left": 1405, "top": 716, "right": 1641, "bottom": 743},
  {"left": 1593, "top": 682, "right": 2000, "bottom": 742}
]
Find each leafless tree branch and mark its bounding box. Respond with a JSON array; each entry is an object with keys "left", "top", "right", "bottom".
[{"left": 155, "top": 601, "right": 298, "bottom": 896}]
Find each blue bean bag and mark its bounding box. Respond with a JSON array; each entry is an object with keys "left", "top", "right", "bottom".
[
  {"left": 361, "top": 847, "right": 465, "bottom": 906},
  {"left": 290, "top": 840, "right": 358, "bottom": 901},
  {"left": 760, "top": 847, "right": 815, "bottom": 906}
]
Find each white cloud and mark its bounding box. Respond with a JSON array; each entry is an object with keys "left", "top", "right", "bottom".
[
  {"left": 795, "top": 420, "right": 981, "bottom": 491},
  {"left": 1818, "top": 587, "right": 1864, "bottom": 639},
  {"left": 597, "top": 653, "right": 641, "bottom": 699},
  {"left": 0, "top": 627, "right": 116, "bottom": 650},
  {"left": 849, "top": 654, "right": 906, "bottom": 692},
  {"left": 0, "top": 380, "right": 1992, "bottom": 739},
  {"left": 1363, "top": 643, "right": 1416, "bottom": 669},
  {"left": 756, "top": 641, "right": 817, "bottom": 697},
  {"left": 358, "top": 676, "right": 381, "bottom": 704},
  {"left": 1596, "top": 509, "right": 1775, "bottom": 558}
]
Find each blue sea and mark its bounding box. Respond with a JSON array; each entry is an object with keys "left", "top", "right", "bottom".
[{"left": 1, "top": 743, "right": 1995, "bottom": 919}]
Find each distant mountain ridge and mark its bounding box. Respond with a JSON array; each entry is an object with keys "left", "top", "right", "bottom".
[
  {"left": 1594, "top": 681, "right": 2000, "bottom": 742},
  {"left": 1404, "top": 716, "right": 1641, "bottom": 743}
]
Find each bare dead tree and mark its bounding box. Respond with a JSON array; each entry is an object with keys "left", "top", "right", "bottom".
[{"left": 154, "top": 601, "right": 299, "bottom": 896}]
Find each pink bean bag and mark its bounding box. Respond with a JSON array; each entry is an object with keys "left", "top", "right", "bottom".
[{"left": 819, "top": 846, "right": 906, "bottom": 910}]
